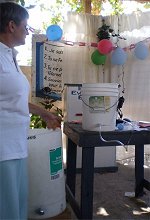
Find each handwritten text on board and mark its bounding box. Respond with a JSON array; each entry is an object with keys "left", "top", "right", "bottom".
[{"left": 43, "top": 42, "right": 64, "bottom": 94}]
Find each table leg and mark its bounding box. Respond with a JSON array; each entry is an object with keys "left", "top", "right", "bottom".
[
  {"left": 66, "top": 138, "right": 77, "bottom": 196},
  {"left": 135, "top": 144, "right": 144, "bottom": 197},
  {"left": 80, "top": 146, "right": 95, "bottom": 219}
]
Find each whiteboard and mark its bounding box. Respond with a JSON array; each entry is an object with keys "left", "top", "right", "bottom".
[{"left": 32, "top": 34, "right": 64, "bottom": 101}]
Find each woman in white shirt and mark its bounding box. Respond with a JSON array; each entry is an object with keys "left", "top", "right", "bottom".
[{"left": 0, "top": 2, "right": 61, "bottom": 219}]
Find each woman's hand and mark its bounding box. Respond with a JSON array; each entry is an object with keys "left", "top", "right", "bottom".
[
  {"left": 29, "top": 102, "right": 62, "bottom": 130},
  {"left": 41, "top": 112, "right": 62, "bottom": 129}
]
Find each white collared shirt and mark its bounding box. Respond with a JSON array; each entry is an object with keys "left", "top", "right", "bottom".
[{"left": 0, "top": 42, "right": 30, "bottom": 161}]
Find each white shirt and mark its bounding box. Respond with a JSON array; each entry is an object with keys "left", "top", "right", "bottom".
[{"left": 0, "top": 42, "right": 30, "bottom": 161}]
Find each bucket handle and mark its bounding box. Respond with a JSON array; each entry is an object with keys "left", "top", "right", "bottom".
[{"left": 81, "top": 97, "right": 119, "bottom": 111}]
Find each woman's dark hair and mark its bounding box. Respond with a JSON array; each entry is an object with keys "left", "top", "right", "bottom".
[{"left": 0, "top": 2, "right": 29, "bottom": 33}]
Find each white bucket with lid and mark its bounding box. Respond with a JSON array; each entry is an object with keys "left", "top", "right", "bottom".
[{"left": 81, "top": 83, "right": 119, "bottom": 131}]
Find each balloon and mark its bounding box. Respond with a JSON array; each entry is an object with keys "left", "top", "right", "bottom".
[
  {"left": 91, "top": 50, "right": 107, "bottom": 65},
  {"left": 97, "top": 39, "right": 113, "bottom": 55},
  {"left": 134, "top": 42, "right": 149, "bottom": 60},
  {"left": 46, "top": 25, "right": 63, "bottom": 41},
  {"left": 111, "top": 47, "right": 127, "bottom": 65}
]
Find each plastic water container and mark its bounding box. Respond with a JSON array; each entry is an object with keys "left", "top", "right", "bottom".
[
  {"left": 81, "top": 83, "right": 119, "bottom": 131},
  {"left": 28, "top": 128, "right": 66, "bottom": 219}
]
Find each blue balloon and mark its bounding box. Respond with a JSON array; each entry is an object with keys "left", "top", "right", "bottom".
[
  {"left": 46, "top": 25, "right": 63, "bottom": 41},
  {"left": 111, "top": 47, "right": 127, "bottom": 65},
  {"left": 134, "top": 42, "right": 149, "bottom": 60}
]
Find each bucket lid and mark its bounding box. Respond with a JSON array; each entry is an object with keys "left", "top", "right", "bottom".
[{"left": 82, "top": 83, "right": 119, "bottom": 89}]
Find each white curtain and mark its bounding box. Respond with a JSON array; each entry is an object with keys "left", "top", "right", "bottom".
[
  {"left": 62, "top": 11, "right": 150, "bottom": 121},
  {"left": 62, "top": 12, "right": 103, "bottom": 84}
]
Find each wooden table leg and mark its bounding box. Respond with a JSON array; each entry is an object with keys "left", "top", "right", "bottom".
[
  {"left": 80, "top": 146, "right": 95, "bottom": 219},
  {"left": 135, "top": 144, "right": 144, "bottom": 197},
  {"left": 66, "top": 138, "right": 77, "bottom": 196}
]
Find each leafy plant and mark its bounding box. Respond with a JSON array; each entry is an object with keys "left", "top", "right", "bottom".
[
  {"left": 30, "top": 98, "right": 63, "bottom": 129},
  {"left": 144, "top": 2, "right": 150, "bottom": 9},
  {"left": 16, "top": 0, "right": 25, "bottom": 6},
  {"left": 109, "top": 0, "right": 124, "bottom": 15},
  {"left": 39, "top": 99, "right": 63, "bottom": 118},
  {"left": 30, "top": 114, "right": 46, "bottom": 129},
  {"left": 97, "top": 18, "right": 126, "bottom": 42},
  {"left": 97, "top": 19, "right": 114, "bottom": 41}
]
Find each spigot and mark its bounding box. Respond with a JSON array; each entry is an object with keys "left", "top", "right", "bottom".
[{"left": 35, "top": 208, "right": 45, "bottom": 215}]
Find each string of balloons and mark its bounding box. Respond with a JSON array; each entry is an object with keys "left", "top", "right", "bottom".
[{"left": 45, "top": 24, "right": 150, "bottom": 66}]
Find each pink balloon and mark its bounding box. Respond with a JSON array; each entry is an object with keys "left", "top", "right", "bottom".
[{"left": 97, "top": 39, "right": 113, "bottom": 55}]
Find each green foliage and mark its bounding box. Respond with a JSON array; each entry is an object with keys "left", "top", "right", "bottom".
[
  {"left": 66, "top": 0, "right": 84, "bottom": 13},
  {"left": 39, "top": 99, "right": 63, "bottom": 118},
  {"left": 48, "top": 0, "right": 83, "bottom": 26},
  {"left": 16, "top": 0, "right": 25, "bottom": 6},
  {"left": 30, "top": 98, "right": 63, "bottom": 129},
  {"left": 109, "top": 0, "right": 124, "bottom": 15},
  {"left": 91, "top": 0, "right": 102, "bottom": 15},
  {"left": 16, "top": 0, "right": 124, "bottom": 27},
  {"left": 144, "top": 3, "right": 150, "bottom": 9},
  {"left": 30, "top": 114, "right": 46, "bottom": 129},
  {"left": 51, "top": 14, "right": 62, "bottom": 25},
  {"left": 97, "top": 19, "right": 114, "bottom": 41}
]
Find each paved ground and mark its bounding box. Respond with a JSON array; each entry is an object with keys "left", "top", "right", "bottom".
[{"left": 70, "top": 146, "right": 150, "bottom": 219}]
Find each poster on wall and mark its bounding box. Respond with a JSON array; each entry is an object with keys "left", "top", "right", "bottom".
[{"left": 32, "top": 34, "right": 64, "bottom": 101}]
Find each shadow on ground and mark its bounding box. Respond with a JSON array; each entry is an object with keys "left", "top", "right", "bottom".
[{"left": 74, "top": 151, "right": 150, "bottom": 219}]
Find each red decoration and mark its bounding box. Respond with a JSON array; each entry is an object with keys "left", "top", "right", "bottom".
[{"left": 97, "top": 39, "right": 113, "bottom": 55}]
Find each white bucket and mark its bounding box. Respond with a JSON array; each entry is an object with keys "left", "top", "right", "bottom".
[
  {"left": 81, "top": 83, "right": 119, "bottom": 131},
  {"left": 28, "top": 128, "right": 66, "bottom": 219}
]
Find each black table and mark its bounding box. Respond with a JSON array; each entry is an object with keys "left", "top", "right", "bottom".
[{"left": 63, "top": 122, "right": 150, "bottom": 220}]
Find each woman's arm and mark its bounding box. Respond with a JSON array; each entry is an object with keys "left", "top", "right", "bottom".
[{"left": 29, "top": 102, "right": 61, "bottom": 129}]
